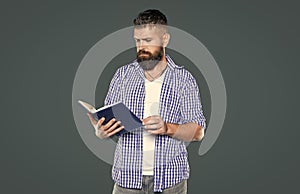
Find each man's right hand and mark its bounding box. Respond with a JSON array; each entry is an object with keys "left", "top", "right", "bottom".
[{"left": 87, "top": 113, "right": 125, "bottom": 139}]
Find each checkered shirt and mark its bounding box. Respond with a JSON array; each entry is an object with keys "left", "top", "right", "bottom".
[{"left": 104, "top": 55, "right": 206, "bottom": 192}]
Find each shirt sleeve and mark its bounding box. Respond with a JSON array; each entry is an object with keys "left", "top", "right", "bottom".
[
  {"left": 180, "top": 75, "right": 206, "bottom": 130},
  {"left": 104, "top": 68, "right": 122, "bottom": 106}
]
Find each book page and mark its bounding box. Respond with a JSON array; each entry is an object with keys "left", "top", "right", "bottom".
[{"left": 78, "top": 100, "right": 97, "bottom": 113}]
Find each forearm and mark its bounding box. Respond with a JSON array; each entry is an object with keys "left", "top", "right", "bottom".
[{"left": 165, "top": 122, "right": 204, "bottom": 142}]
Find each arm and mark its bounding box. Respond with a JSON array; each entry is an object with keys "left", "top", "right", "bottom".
[
  {"left": 143, "top": 116, "right": 205, "bottom": 142},
  {"left": 143, "top": 72, "right": 206, "bottom": 142},
  {"left": 165, "top": 122, "right": 204, "bottom": 142},
  {"left": 87, "top": 68, "right": 125, "bottom": 139}
]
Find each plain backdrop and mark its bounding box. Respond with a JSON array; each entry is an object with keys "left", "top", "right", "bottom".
[{"left": 1, "top": 0, "right": 299, "bottom": 194}]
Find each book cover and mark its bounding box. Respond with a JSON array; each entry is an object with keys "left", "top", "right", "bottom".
[{"left": 78, "top": 100, "right": 143, "bottom": 136}]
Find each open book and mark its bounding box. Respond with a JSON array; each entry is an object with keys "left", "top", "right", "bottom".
[{"left": 78, "top": 100, "right": 143, "bottom": 136}]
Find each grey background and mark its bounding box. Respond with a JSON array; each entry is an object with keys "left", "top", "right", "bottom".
[{"left": 1, "top": 0, "right": 299, "bottom": 194}]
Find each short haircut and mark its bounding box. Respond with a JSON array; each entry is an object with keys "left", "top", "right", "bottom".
[{"left": 133, "top": 9, "right": 167, "bottom": 26}]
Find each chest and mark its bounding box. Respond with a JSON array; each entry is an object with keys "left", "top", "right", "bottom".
[{"left": 121, "top": 70, "right": 183, "bottom": 123}]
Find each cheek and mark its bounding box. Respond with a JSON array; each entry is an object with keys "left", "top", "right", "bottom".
[
  {"left": 149, "top": 39, "right": 163, "bottom": 47},
  {"left": 147, "top": 46, "right": 161, "bottom": 53}
]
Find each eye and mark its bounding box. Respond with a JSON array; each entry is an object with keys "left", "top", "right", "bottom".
[
  {"left": 134, "top": 39, "right": 140, "bottom": 43},
  {"left": 145, "top": 39, "right": 152, "bottom": 42}
]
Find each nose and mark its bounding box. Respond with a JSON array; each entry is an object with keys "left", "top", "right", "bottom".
[
  {"left": 137, "top": 44, "right": 147, "bottom": 52},
  {"left": 136, "top": 40, "right": 146, "bottom": 48}
]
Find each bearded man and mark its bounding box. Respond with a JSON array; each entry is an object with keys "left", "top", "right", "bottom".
[{"left": 88, "top": 9, "right": 206, "bottom": 194}]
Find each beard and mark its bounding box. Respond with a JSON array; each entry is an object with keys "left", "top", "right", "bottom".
[{"left": 137, "top": 46, "right": 164, "bottom": 71}]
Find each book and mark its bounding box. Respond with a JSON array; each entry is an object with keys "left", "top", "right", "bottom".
[{"left": 78, "top": 100, "right": 143, "bottom": 136}]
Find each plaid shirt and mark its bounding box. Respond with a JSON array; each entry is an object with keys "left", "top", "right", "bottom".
[{"left": 104, "top": 55, "right": 206, "bottom": 192}]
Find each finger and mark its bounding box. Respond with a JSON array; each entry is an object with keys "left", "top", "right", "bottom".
[
  {"left": 105, "top": 121, "right": 122, "bottom": 134},
  {"left": 143, "top": 123, "right": 162, "bottom": 130},
  {"left": 96, "top": 117, "right": 106, "bottom": 126},
  {"left": 107, "top": 125, "right": 125, "bottom": 137},
  {"left": 144, "top": 115, "right": 161, "bottom": 121},
  {"left": 102, "top": 118, "right": 117, "bottom": 131},
  {"left": 142, "top": 116, "right": 150, "bottom": 125},
  {"left": 87, "top": 113, "right": 97, "bottom": 125},
  {"left": 143, "top": 118, "right": 160, "bottom": 125}
]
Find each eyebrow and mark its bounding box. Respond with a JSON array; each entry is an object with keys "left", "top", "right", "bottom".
[{"left": 133, "top": 37, "right": 152, "bottom": 40}]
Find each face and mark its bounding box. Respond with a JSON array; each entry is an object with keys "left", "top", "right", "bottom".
[{"left": 134, "top": 26, "right": 167, "bottom": 70}]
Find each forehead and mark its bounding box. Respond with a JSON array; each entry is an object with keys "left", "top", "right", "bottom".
[{"left": 133, "top": 25, "right": 164, "bottom": 38}]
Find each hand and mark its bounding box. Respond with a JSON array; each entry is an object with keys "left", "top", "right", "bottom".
[
  {"left": 87, "top": 113, "right": 124, "bottom": 139},
  {"left": 142, "top": 115, "right": 167, "bottom": 135}
]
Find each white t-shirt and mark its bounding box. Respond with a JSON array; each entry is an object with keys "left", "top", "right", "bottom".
[{"left": 142, "top": 70, "right": 166, "bottom": 175}]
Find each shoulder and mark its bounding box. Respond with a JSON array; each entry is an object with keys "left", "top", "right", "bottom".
[
  {"left": 169, "top": 65, "right": 198, "bottom": 87},
  {"left": 166, "top": 55, "right": 197, "bottom": 84},
  {"left": 111, "top": 60, "right": 138, "bottom": 80},
  {"left": 175, "top": 67, "right": 196, "bottom": 82}
]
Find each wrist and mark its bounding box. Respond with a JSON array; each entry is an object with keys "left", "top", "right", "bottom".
[{"left": 165, "top": 122, "right": 179, "bottom": 137}]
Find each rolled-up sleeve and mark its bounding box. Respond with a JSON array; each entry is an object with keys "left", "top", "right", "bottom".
[{"left": 180, "top": 76, "right": 206, "bottom": 130}]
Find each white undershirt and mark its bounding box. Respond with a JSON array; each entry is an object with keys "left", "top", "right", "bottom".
[{"left": 142, "top": 70, "right": 166, "bottom": 175}]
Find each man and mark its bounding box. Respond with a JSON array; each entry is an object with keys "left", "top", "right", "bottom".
[{"left": 87, "top": 9, "right": 206, "bottom": 194}]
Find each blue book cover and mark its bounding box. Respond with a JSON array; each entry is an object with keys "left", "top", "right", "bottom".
[{"left": 78, "top": 100, "right": 143, "bottom": 136}]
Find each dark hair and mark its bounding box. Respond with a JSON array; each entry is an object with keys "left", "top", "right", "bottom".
[{"left": 133, "top": 9, "right": 167, "bottom": 26}]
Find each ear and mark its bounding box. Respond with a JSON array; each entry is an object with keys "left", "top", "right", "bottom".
[{"left": 162, "top": 33, "right": 170, "bottom": 47}]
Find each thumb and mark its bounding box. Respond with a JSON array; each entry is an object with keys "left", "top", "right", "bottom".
[{"left": 87, "top": 112, "right": 97, "bottom": 126}]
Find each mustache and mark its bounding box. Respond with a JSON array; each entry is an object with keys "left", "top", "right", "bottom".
[{"left": 137, "top": 50, "right": 152, "bottom": 56}]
